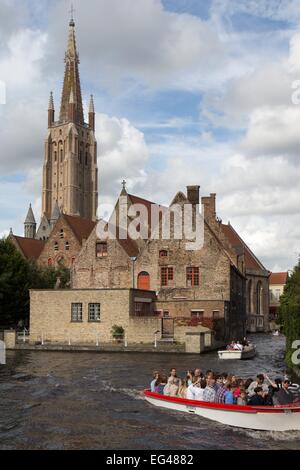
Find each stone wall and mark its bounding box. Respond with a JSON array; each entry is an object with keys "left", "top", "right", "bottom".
[{"left": 29, "top": 289, "right": 160, "bottom": 345}]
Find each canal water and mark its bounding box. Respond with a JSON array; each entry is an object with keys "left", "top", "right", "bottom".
[{"left": 1, "top": 334, "right": 300, "bottom": 450}]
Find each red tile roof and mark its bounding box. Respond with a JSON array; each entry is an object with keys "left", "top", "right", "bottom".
[
  {"left": 12, "top": 236, "right": 45, "bottom": 261},
  {"left": 63, "top": 215, "right": 97, "bottom": 244},
  {"left": 269, "top": 272, "right": 288, "bottom": 285},
  {"left": 221, "top": 224, "right": 266, "bottom": 272}
]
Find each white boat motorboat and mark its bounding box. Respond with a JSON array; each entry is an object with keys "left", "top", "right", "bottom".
[
  {"left": 144, "top": 390, "right": 300, "bottom": 431},
  {"left": 218, "top": 345, "right": 256, "bottom": 360},
  {"left": 272, "top": 330, "right": 280, "bottom": 336}
]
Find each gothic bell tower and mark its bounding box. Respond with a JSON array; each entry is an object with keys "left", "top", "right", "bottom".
[{"left": 41, "top": 15, "right": 98, "bottom": 222}]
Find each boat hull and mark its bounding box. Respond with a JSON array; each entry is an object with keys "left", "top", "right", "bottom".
[
  {"left": 218, "top": 348, "right": 256, "bottom": 360},
  {"left": 144, "top": 391, "right": 300, "bottom": 431}
]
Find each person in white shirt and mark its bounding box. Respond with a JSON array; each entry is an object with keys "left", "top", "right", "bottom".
[
  {"left": 247, "top": 374, "right": 269, "bottom": 397},
  {"left": 187, "top": 379, "right": 206, "bottom": 401}
]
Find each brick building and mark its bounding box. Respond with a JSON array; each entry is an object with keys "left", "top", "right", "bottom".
[
  {"left": 269, "top": 272, "right": 288, "bottom": 328},
  {"left": 37, "top": 214, "right": 96, "bottom": 268},
  {"left": 69, "top": 185, "right": 248, "bottom": 343}
]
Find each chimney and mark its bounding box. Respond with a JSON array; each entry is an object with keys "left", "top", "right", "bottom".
[
  {"left": 187, "top": 186, "right": 200, "bottom": 206},
  {"left": 202, "top": 193, "right": 216, "bottom": 222}
]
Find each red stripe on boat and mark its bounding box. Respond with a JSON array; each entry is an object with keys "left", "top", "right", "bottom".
[{"left": 144, "top": 390, "right": 300, "bottom": 414}]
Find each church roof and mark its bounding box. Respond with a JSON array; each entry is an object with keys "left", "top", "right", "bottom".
[
  {"left": 11, "top": 235, "right": 45, "bottom": 261},
  {"left": 24, "top": 204, "right": 36, "bottom": 224},
  {"left": 221, "top": 223, "right": 267, "bottom": 272},
  {"left": 63, "top": 214, "right": 97, "bottom": 244}
]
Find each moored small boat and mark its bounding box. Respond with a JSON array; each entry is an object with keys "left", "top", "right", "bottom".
[
  {"left": 218, "top": 345, "right": 256, "bottom": 360},
  {"left": 144, "top": 390, "right": 300, "bottom": 431}
]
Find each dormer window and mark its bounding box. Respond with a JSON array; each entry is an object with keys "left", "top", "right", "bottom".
[
  {"left": 159, "top": 250, "right": 168, "bottom": 258},
  {"left": 96, "top": 241, "right": 108, "bottom": 258}
]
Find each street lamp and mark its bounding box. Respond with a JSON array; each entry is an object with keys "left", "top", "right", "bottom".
[{"left": 130, "top": 257, "right": 137, "bottom": 289}]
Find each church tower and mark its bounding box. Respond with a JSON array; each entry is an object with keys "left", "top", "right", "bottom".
[{"left": 41, "top": 15, "right": 98, "bottom": 223}]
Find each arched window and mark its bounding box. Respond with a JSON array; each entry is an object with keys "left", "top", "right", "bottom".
[
  {"left": 159, "top": 250, "right": 168, "bottom": 258},
  {"left": 60, "top": 229, "right": 64, "bottom": 239},
  {"left": 137, "top": 272, "right": 150, "bottom": 291},
  {"left": 54, "top": 242, "right": 58, "bottom": 251},
  {"left": 65, "top": 241, "right": 70, "bottom": 251}
]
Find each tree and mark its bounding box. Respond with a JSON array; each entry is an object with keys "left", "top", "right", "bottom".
[
  {"left": 280, "top": 258, "right": 300, "bottom": 370},
  {"left": 0, "top": 239, "right": 70, "bottom": 328}
]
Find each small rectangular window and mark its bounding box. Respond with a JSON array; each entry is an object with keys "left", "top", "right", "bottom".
[
  {"left": 71, "top": 303, "right": 83, "bottom": 322},
  {"left": 96, "top": 241, "right": 108, "bottom": 258},
  {"left": 186, "top": 267, "right": 199, "bottom": 287},
  {"left": 88, "top": 304, "right": 101, "bottom": 322},
  {"left": 161, "top": 267, "right": 174, "bottom": 286},
  {"left": 191, "top": 311, "right": 204, "bottom": 321},
  {"left": 213, "top": 310, "right": 220, "bottom": 320},
  {"left": 134, "top": 302, "right": 151, "bottom": 317}
]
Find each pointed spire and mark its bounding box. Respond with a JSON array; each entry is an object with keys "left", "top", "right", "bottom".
[
  {"left": 89, "top": 94, "right": 95, "bottom": 113},
  {"left": 48, "top": 91, "right": 54, "bottom": 110},
  {"left": 59, "top": 17, "right": 84, "bottom": 124},
  {"left": 25, "top": 204, "right": 36, "bottom": 224}
]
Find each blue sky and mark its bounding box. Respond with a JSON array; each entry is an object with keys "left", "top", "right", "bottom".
[{"left": 1, "top": 0, "right": 300, "bottom": 271}]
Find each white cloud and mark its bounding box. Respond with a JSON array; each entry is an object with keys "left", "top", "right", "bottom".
[{"left": 96, "top": 113, "right": 149, "bottom": 200}]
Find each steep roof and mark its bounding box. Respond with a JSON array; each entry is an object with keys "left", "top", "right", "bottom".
[
  {"left": 24, "top": 204, "right": 36, "bottom": 224},
  {"left": 270, "top": 272, "right": 288, "bottom": 285},
  {"left": 63, "top": 215, "right": 97, "bottom": 244},
  {"left": 12, "top": 236, "right": 45, "bottom": 261},
  {"left": 221, "top": 223, "right": 266, "bottom": 272}
]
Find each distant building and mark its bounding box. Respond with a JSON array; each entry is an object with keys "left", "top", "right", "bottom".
[
  {"left": 269, "top": 272, "right": 289, "bottom": 327},
  {"left": 9, "top": 232, "right": 45, "bottom": 262}
]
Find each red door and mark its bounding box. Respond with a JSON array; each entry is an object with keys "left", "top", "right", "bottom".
[{"left": 138, "top": 272, "right": 150, "bottom": 290}]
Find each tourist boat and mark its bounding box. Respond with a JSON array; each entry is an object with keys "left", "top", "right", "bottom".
[
  {"left": 272, "top": 330, "right": 280, "bottom": 336},
  {"left": 218, "top": 345, "right": 256, "bottom": 360},
  {"left": 144, "top": 390, "right": 300, "bottom": 431}
]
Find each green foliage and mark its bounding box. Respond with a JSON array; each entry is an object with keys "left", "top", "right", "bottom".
[
  {"left": 0, "top": 238, "right": 70, "bottom": 328},
  {"left": 280, "top": 258, "right": 300, "bottom": 369},
  {"left": 111, "top": 324, "right": 125, "bottom": 340}
]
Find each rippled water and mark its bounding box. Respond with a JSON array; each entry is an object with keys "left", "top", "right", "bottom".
[{"left": 1, "top": 334, "right": 300, "bottom": 450}]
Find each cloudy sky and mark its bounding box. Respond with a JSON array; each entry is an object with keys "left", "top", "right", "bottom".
[{"left": 1, "top": 0, "right": 300, "bottom": 271}]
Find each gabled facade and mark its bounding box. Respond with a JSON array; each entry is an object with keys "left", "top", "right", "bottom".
[{"left": 37, "top": 214, "right": 96, "bottom": 268}]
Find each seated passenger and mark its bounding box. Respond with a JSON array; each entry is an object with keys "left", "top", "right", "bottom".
[
  {"left": 164, "top": 376, "right": 180, "bottom": 397},
  {"left": 178, "top": 379, "right": 188, "bottom": 399},
  {"left": 194, "top": 368, "right": 203, "bottom": 381},
  {"left": 276, "top": 379, "right": 296, "bottom": 405},
  {"left": 194, "top": 379, "right": 206, "bottom": 401},
  {"left": 248, "top": 387, "right": 266, "bottom": 406},
  {"left": 247, "top": 374, "right": 269, "bottom": 397},
  {"left": 186, "top": 370, "right": 194, "bottom": 386},
  {"left": 150, "top": 371, "right": 160, "bottom": 392},
  {"left": 224, "top": 384, "right": 236, "bottom": 405},
  {"left": 237, "top": 389, "right": 248, "bottom": 406},
  {"left": 203, "top": 376, "right": 217, "bottom": 402},
  {"left": 156, "top": 375, "right": 167, "bottom": 395},
  {"left": 216, "top": 381, "right": 227, "bottom": 403}
]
